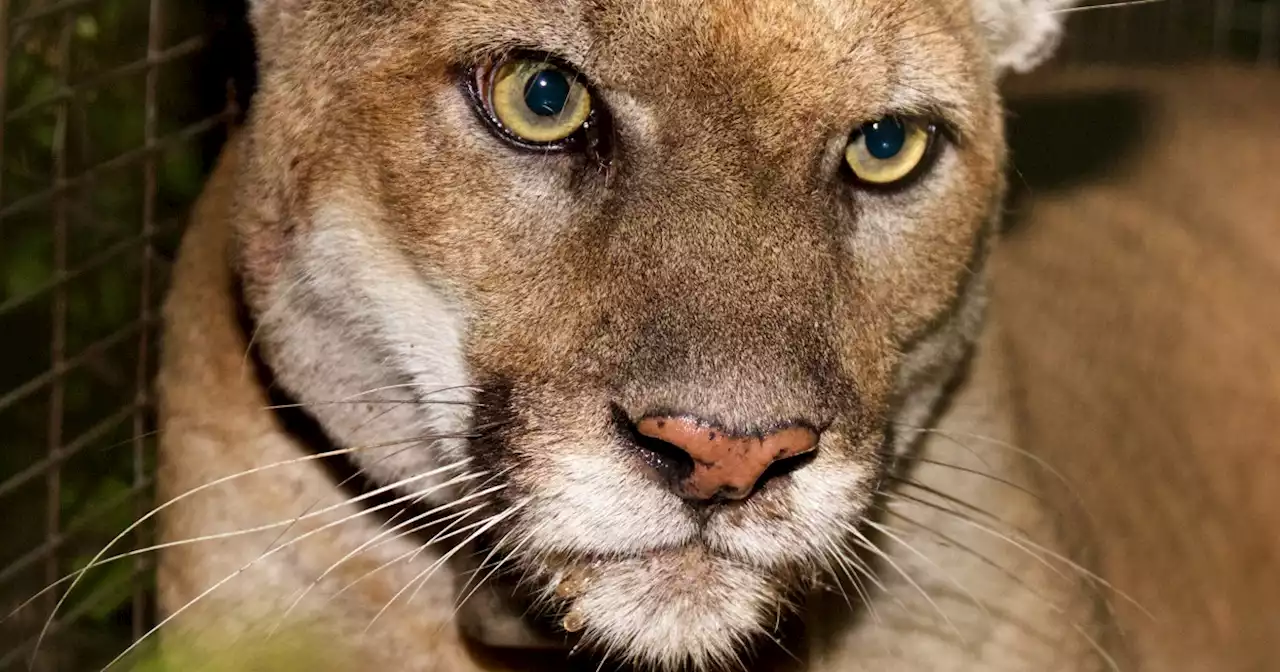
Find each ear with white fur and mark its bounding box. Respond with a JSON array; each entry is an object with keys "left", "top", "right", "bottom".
[{"left": 972, "top": 0, "right": 1081, "bottom": 74}]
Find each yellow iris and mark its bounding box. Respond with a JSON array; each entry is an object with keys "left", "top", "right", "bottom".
[
  {"left": 487, "top": 59, "right": 592, "bottom": 144},
  {"left": 844, "top": 117, "right": 933, "bottom": 185}
]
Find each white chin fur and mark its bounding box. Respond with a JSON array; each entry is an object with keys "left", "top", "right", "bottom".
[
  {"left": 522, "top": 449, "right": 698, "bottom": 554},
  {"left": 571, "top": 547, "right": 778, "bottom": 672}
]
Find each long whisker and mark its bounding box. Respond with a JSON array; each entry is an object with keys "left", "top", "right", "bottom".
[
  {"left": 331, "top": 382, "right": 481, "bottom": 400},
  {"left": 450, "top": 526, "right": 534, "bottom": 621},
  {"left": 231, "top": 420, "right": 505, "bottom": 615},
  {"left": 371, "top": 464, "right": 513, "bottom": 544},
  {"left": 269, "top": 479, "right": 507, "bottom": 635},
  {"left": 892, "top": 418, "right": 1133, "bottom": 630},
  {"left": 364, "top": 500, "right": 529, "bottom": 634},
  {"left": 879, "top": 507, "right": 1066, "bottom": 614},
  {"left": 892, "top": 423, "right": 1087, "bottom": 511},
  {"left": 263, "top": 399, "right": 482, "bottom": 410},
  {"left": 452, "top": 527, "right": 521, "bottom": 611},
  {"left": 820, "top": 536, "right": 906, "bottom": 661},
  {"left": 862, "top": 518, "right": 992, "bottom": 620},
  {"left": 23, "top": 432, "right": 472, "bottom": 658},
  {"left": 882, "top": 489, "right": 1075, "bottom": 584},
  {"left": 887, "top": 473, "right": 1030, "bottom": 533},
  {"left": 93, "top": 472, "right": 481, "bottom": 672},
  {"left": 835, "top": 535, "right": 894, "bottom": 597},
  {"left": 361, "top": 480, "right": 506, "bottom": 562},
  {"left": 404, "top": 499, "right": 493, "bottom": 566},
  {"left": 907, "top": 457, "right": 1044, "bottom": 503},
  {"left": 874, "top": 512, "right": 1123, "bottom": 672},
  {"left": 402, "top": 501, "right": 526, "bottom": 603},
  {"left": 324, "top": 505, "right": 489, "bottom": 606},
  {"left": 207, "top": 414, "right": 501, "bottom": 636},
  {"left": 239, "top": 272, "right": 307, "bottom": 375},
  {"left": 821, "top": 530, "right": 921, "bottom": 642},
  {"left": 814, "top": 535, "right": 857, "bottom": 612},
  {"left": 11, "top": 460, "right": 474, "bottom": 620},
  {"left": 893, "top": 422, "right": 1113, "bottom": 557},
  {"left": 841, "top": 522, "right": 967, "bottom": 645},
  {"left": 1073, "top": 621, "right": 1125, "bottom": 672},
  {"left": 1054, "top": 0, "right": 1164, "bottom": 15},
  {"left": 879, "top": 490, "right": 1151, "bottom": 619}
]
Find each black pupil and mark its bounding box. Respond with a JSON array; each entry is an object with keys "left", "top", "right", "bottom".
[
  {"left": 862, "top": 117, "right": 906, "bottom": 160},
  {"left": 523, "top": 69, "right": 571, "bottom": 117}
]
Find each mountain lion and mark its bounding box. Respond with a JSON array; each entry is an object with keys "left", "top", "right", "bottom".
[{"left": 138, "top": 0, "right": 1279, "bottom": 670}]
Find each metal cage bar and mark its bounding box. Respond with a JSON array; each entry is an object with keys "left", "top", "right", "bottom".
[{"left": 1, "top": 0, "right": 230, "bottom": 666}]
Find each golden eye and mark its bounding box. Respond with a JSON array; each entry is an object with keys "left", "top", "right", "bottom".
[
  {"left": 844, "top": 117, "right": 935, "bottom": 186},
  {"left": 476, "top": 58, "right": 592, "bottom": 145}
]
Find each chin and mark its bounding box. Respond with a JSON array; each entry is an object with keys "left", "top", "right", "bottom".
[
  {"left": 461, "top": 389, "right": 881, "bottom": 669},
  {"left": 496, "top": 468, "right": 869, "bottom": 671},
  {"left": 530, "top": 544, "right": 803, "bottom": 672}
]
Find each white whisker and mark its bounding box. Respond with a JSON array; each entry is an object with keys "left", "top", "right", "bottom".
[
  {"left": 893, "top": 423, "right": 1087, "bottom": 513},
  {"left": 14, "top": 460, "right": 474, "bottom": 622},
  {"left": 1053, "top": 0, "right": 1163, "bottom": 15},
  {"left": 335, "top": 382, "right": 480, "bottom": 401},
  {"left": 862, "top": 518, "right": 992, "bottom": 619},
  {"left": 239, "top": 272, "right": 307, "bottom": 376},
  {"left": 363, "top": 499, "right": 529, "bottom": 634},
  {"left": 451, "top": 526, "right": 534, "bottom": 620},
  {"left": 324, "top": 506, "right": 488, "bottom": 606},
  {"left": 880, "top": 490, "right": 1151, "bottom": 619},
  {"left": 92, "top": 466, "right": 483, "bottom": 672},
  {"left": 842, "top": 522, "right": 967, "bottom": 645},
  {"left": 269, "top": 479, "right": 506, "bottom": 635},
  {"left": 882, "top": 507, "right": 1066, "bottom": 615},
  {"left": 26, "top": 440, "right": 469, "bottom": 660}
]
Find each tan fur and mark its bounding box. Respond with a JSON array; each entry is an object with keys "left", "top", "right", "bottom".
[
  {"left": 152, "top": 1, "right": 1277, "bottom": 670},
  {"left": 994, "top": 66, "right": 1280, "bottom": 672}
]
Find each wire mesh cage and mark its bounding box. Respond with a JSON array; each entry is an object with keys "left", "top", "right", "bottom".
[
  {"left": 0, "top": 0, "right": 1275, "bottom": 669},
  {"left": 0, "top": 0, "right": 244, "bottom": 667}
]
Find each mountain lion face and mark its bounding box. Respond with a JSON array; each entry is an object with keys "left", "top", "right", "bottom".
[{"left": 227, "top": 0, "right": 1071, "bottom": 667}]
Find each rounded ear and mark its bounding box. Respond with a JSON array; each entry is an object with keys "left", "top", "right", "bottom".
[{"left": 972, "top": 0, "right": 1081, "bottom": 74}]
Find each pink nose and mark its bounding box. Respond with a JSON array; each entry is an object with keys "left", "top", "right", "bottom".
[{"left": 634, "top": 416, "right": 820, "bottom": 500}]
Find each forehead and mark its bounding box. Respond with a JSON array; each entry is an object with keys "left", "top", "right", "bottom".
[{"left": 420, "top": 0, "right": 988, "bottom": 130}]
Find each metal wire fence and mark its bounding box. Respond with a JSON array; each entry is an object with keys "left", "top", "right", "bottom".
[
  {"left": 0, "top": 0, "right": 243, "bottom": 667},
  {"left": 0, "top": 0, "right": 1275, "bottom": 669}
]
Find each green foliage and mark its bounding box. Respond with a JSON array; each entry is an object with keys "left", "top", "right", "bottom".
[{"left": 122, "top": 626, "right": 361, "bottom": 672}]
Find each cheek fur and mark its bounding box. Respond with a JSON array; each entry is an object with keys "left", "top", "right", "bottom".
[{"left": 847, "top": 142, "right": 1002, "bottom": 342}]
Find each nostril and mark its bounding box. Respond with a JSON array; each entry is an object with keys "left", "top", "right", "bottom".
[
  {"left": 612, "top": 405, "right": 695, "bottom": 486},
  {"left": 633, "top": 429, "right": 698, "bottom": 486},
  {"left": 754, "top": 449, "right": 817, "bottom": 491},
  {"left": 612, "top": 404, "right": 821, "bottom": 502}
]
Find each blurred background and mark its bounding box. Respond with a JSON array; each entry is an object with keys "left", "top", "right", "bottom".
[{"left": 0, "top": 0, "right": 1275, "bottom": 669}]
